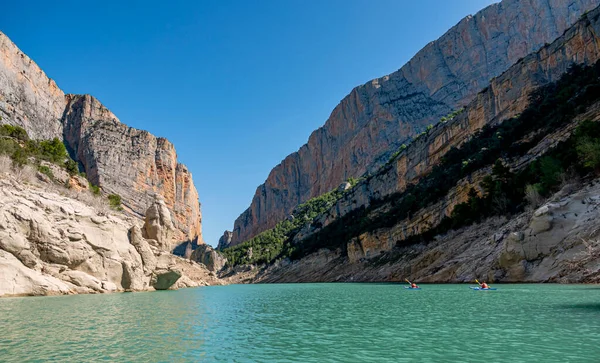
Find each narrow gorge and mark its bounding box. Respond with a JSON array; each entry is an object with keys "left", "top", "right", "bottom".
[
  {"left": 226, "top": 0, "right": 600, "bottom": 247},
  {"left": 221, "top": 2, "right": 600, "bottom": 284}
]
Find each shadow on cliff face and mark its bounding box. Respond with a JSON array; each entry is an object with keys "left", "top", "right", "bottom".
[{"left": 172, "top": 239, "right": 198, "bottom": 257}]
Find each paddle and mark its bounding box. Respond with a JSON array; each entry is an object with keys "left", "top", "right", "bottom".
[{"left": 405, "top": 278, "right": 417, "bottom": 288}]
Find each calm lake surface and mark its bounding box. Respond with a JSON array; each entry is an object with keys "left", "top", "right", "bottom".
[{"left": 1, "top": 284, "right": 600, "bottom": 362}]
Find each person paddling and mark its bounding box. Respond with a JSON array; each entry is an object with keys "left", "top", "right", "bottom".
[
  {"left": 405, "top": 278, "right": 419, "bottom": 289},
  {"left": 479, "top": 281, "right": 490, "bottom": 289}
]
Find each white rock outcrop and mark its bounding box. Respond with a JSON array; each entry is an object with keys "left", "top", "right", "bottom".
[{"left": 0, "top": 173, "right": 220, "bottom": 297}]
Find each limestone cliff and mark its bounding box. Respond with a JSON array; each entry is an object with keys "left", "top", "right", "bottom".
[
  {"left": 0, "top": 32, "right": 203, "bottom": 245},
  {"left": 230, "top": 0, "right": 599, "bottom": 246},
  {"left": 0, "top": 165, "right": 220, "bottom": 297},
  {"left": 234, "top": 6, "right": 600, "bottom": 284},
  {"left": 298, "top": 4, "right": 600, "bottom": 243},
  {"left": 62, "top": 94, "right": 202, "bottom": 243},
  {"left": 252, "top": 180, "right": 600, "bottom": 284},
  {"left": 217, "top": 231, "right": 233, "bottom": 250},
  {"left": 0, "top": 33, "right": 64, "bottom": 140}
]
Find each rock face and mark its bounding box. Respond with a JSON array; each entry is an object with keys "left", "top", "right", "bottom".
[
  {"left": 217, "top": 231, "right": 233, "bottom": 250},
  {"left": 0, "top": 33, "right": 64, "bottom": 140},
  {"left": 253, "top": 181, "right": 600, "bottom": 284},
  {"left": 298, "top": 4, "right": 600, "bottom": 246},
  {"left": 0, "top": 172, "right": 219, "bottom": 297},
  {"left": 190, "top": 244, "right": 227, "bottom": 272},
  {"left": 142, "top": 196, "right": 176, "bottom": 251},
  {"left": 243, "top": 6, "right": 600, "bottom": 284},
  {"left": 229, "top": 0, "right": 599, "bottom": 246},
  {"left": 0, "top": 32, "right": 203, "bottom": 245}
]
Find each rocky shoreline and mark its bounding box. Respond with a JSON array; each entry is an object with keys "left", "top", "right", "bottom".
[
  {"left": 0, "top": 164, "right": 224, "bottom": 298},
  {"left": 224, "top": 179, "right": 600, "bottom": 285}
]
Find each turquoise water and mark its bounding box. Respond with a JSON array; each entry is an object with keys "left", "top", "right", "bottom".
[{"left": 1, "top": 284, "right": 600, "bottom": 362}]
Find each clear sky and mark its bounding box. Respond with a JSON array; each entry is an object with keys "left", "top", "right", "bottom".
[{"left": 1, "top": 0, "right": 497, "bottom": 246}]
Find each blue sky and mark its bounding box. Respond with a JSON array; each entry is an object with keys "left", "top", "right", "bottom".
[{"left": 1, "top": 0, "right": 497, "bottom": 245}]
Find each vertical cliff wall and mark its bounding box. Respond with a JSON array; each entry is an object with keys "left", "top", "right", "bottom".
[
  {"left": 0, "top": 33, "right": 65, "bottom": 139},
  {"left": 0, "top": 32, "right": 203, "bottom": 244},
  {"left": 308, "top": 2, "right": 600, "bottom": 245},
  {"left": 230, "top": 0, "right": 599, "bottom": 246},
  {"left": 251, "top": 5, "right": 600, "bottom": 283}
]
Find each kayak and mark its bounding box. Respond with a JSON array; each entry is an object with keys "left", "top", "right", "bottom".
[
  {"left": 404, "top": 286, "right": 421, "bottom": 290},
  {"left": 470, "top": 287, "right": 497, "bottom": 291}
]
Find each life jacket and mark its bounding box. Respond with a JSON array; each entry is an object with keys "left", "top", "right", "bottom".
[
  {"left": 481, "top": 283, "right": 489, "bottom": 289},
  {"left": 411, "top": 283, "right": 418, "bottom": 288}
]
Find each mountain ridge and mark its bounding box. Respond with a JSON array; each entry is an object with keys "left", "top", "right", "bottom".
[
  {"left": 222, "top": 3, "right": 600, "bottom": 284},
  {"left": 228, "top": 0, "right": 599, "bottom": 247}
]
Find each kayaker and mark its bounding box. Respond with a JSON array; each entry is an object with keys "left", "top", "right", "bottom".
[
  {"left": 480, "top": 281, "right": 489, "bottom": 289},
  {"left": 405, "top": 278, "right": 419, "bottom": 288}
]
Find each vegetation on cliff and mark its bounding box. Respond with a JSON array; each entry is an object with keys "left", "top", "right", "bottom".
[
  {"left": 224, "top": 61, "right": 600, "bottom": 268},
  {"left": 0, "top": 124, "right": 73, "bottom": 169},
  {"left": 0, "top": 124, "right": 123, "bottom": 208},
  {"left": 222, "top": 187, "right": 351, "bottom": 266},
  {"left": 295, "top": 61, "right": 600, "bottom": 259}
]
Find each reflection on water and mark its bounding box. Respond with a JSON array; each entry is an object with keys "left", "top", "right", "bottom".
[{"left": 1, "top": 284, "right": 600, "bottom": 362}]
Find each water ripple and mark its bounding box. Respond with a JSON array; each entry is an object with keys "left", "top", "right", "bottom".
[{"left": 1, "top": 284, "right": 600, "bottom": 362}]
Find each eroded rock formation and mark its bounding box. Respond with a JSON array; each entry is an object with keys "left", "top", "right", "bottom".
[
  {"left": 142, "top": 196, "right": 176, "bottom": 251},
  {"left": 190, "top": 244, "right": 227, "bottom": 272},
  {"left": 229, "top": 0, "right": 599, "bottom": 246},
  {"left": 0, "top": 32, "right": 203, "bottom": 245},
  {"left": 0, "top": 171, "right": 220, "bottom": 297},
  {"left": 217, "top": 231, "right": 233, "bottom": 250}
]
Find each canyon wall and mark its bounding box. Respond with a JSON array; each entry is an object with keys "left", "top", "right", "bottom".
[
  {"left": 229, "top": 0, "right": 599, "bottom": 246},
  {"left": 300, "top": 4, "right": 600, "bottom": 242},
  {"left": 244, "top": 5, "right": 600, "bottom": 284},
  {"left": 0, "top": 33, "right": 64, "bottom": 140},
  {"left": 0, "top": 32, "right": 203, "bottom": 244}
]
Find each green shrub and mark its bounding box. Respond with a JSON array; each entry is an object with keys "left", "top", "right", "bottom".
[
  {"left": 38, "top": 165, "right": 54, "bottom": 179},
  {"left": 385, "top": 144, "right": 408, "bottom": 166},
  {"left": 0, "top": 124, "right": 29, "bottom": 141},
  {"left": 64, "top": 158, "right": 78, "bottom": 175},
  {"left": 347, "top": 177, "right": 363, "bottom": 188},
  {"left": 0, "top": 126, "right": 70, "bottom": 168},
  {"left": 440, "top": 107, "right": 465, "bottom": 122},
  {"left": 0, "top": 138, "right": 18, "bottom": 156},
  {"left": 89, "top": 183, "right": 101, "bottom": 196},
  {"left": 537, "top": 156, "right": 564, "bottom": 195},
  {"left": 577, "top": 138, "right": 600, "bottom": 171},
  {"left": 222, "top": 188, "right": 345, "bottom": 266},
  {"left": 11, "top": 147, "right": 27, "bottom": 166},
  {"left": 108, "top": 194, "right": 123, "bottom": 210},
  {"left": 574, "top": 121, "right": 600, "bottom": 173},
  {"left": 38, "top": 138, "right": 67, "bottom": 163}
]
